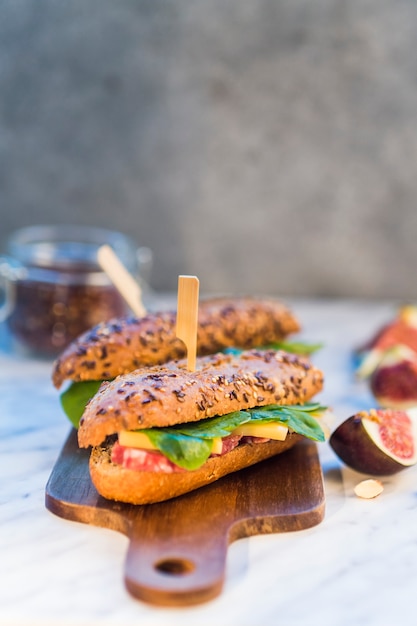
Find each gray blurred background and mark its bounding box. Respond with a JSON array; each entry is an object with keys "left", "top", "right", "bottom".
[{"left": 1, "top": 0, "right": 417, "bottom": 299}]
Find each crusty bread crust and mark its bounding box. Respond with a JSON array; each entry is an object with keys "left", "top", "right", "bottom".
[
  {"left": 52, "top": 297, "right": 300, "bottom": 388},
  {"left": 89, "top": 433, "right": 303, "bottom": 504},
  {"left": 78, "top": 349, "right": 323, "bottom": 448}
]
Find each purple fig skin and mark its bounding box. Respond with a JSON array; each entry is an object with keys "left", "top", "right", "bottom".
[
  {"left": 371, "top": 360, "right": 417, "bottom": 408},
  {"left": 329, "top": 415, "right": 409, "bottom": 476}
]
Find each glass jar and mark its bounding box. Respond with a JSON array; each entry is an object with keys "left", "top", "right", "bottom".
[{"left": 0, "top": 225, "right": 152, "bottom": 356}]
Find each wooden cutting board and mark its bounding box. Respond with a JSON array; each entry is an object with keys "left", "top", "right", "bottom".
[{"left": 45, "top": 429, "right": 325, "bottom": 607}]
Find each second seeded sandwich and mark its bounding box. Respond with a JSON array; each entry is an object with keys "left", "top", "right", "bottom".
[{"left": 52, "top": 296, "right": 301, "bottom": 388}]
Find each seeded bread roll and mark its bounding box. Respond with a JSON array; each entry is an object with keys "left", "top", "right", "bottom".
[
  {"left": 78, "top": 349, "right": 323, "bottom": 448},
  {"left": 52, "top": 297, "right": 300, "bottom": 388},
  {"left": 89, "top": 433, "right": 303, "bottom": 505}
]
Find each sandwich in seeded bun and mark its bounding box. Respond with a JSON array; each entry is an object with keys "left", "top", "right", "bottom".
[
  {"left": 77, "top": 348, "right": 325, "bottom": 504},
  {"left": 52, "top": 297, "right": 300, "bottom": 388}
]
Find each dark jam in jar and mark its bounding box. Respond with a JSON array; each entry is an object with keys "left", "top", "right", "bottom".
[
  {"left": 1, "top": 225, "right": 148, "bottom": 357},
  {"left": 7, "top": 260, "right": 128, "bottom": 355}
]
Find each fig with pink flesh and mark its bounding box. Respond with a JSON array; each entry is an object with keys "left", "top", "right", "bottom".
[
  {"left": 370, "top": 346, "right": 417, "bottom": 409},
  {"left": 329, "top": 408, "right": 417, "bottom": 475}
]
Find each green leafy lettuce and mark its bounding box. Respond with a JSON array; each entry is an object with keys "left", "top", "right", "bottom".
[
  {"left": 262, "top": 341, "right": 324, "bottom": 355},
  {"left": 60, "top": 380, "right": 103, "bottom": 428},
  {"left": 139, "top": 403, "right": 326, "bottom": 470},
  {"left": 224, "top": 341, "right": 323, "bottom": 356}
]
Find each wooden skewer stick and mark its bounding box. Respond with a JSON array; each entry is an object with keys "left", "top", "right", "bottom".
[
  {"left": 97, "top": 244, "right": 147, "bottom": 318},
  {"left": 176, "top": 275, "right": 200, "bottom": 371}
]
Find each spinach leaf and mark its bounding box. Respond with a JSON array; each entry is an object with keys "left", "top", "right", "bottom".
[
  {"left": 60, "top": 380, "right": 103, "bottom": 428},
  {"left": 223, "top": 342, "right": 323, "bottom": 356},
  {"left": 261, "top": 341, "right": 324, "bottom": 355},
  {"left": 172, "top": 410, "right": 251, "bottom": 438},
  {"left": 133, "top": 403, "right": 326, "bottom": 470},
  {"left": 246, "top": 404, "right": 326, "bottom": 442},
  {"left": 139, "top": 412, "right": 252, "bottom": 470},
  {"left": 144, "top": 429, "right": 213, "bottom": 471}
]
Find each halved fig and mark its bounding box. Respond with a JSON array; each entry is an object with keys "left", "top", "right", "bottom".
[
  {"left": 329, "top": 408, "right": 417, "bottom": 475},
  {"left": 370, "top": 345, "right": 417, "bottom": 409}
]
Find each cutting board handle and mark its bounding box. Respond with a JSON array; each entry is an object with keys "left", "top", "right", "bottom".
[
  {"left": 45, "top": 431, "right": 325, "bottom": 607},
  {"left": 125, "top": 521, "right": 228, "bottom": 606}
]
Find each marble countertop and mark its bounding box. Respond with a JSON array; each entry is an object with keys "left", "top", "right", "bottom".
[{"left": 2, "top": 297, "right": 417, "bottom": 626}]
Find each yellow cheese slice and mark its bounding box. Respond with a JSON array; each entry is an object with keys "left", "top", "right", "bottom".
[
  {"left": 232, "top": 422, "right": 288, "bottom": 441},
  {"left": 118, "top": 430, "right": 157, "bottom": 450},
  {"left": 118, "top": 422, "right": 288, "bottom": 455},
  {"left": 119, "top": 431, "right": 224, "bottom": 456},
  {"left": 211, "top": 437, "right": 223, "bottom": 455}
]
